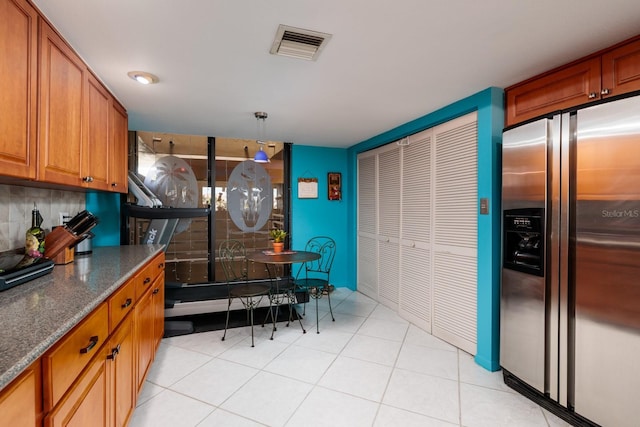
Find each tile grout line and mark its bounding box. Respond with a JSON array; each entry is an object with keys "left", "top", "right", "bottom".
[{"left": 372, "top": 306, "right": 410, "bottom": 426}]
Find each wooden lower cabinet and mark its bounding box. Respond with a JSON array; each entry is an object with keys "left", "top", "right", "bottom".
[
  {"left": 135, "top": 284, "right": 155, "bottom": 392},
  {"left": 135, "top": 254, "right": 165, "bottom": 391},
  {"left": 152, "top": 276, "right": 165, "bottom": 352},
  {"left": 109, "top": 315, "right": 136, "bottom": 427},
  {"left": 43, "top": 303, "right": 109, "bottom": 411},
  {"left": 44, "top": 345, "right": 109, "bottom": 427},
  {"left": 0, "top": 359, "right": 42, "bottom": 427},
  {"left": 32, "top": 252, "right": 164, "bottom": 427}
]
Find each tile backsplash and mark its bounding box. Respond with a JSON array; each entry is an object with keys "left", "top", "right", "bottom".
[{"left": 0, "top": 184, "right": 85, "bottom": 252}]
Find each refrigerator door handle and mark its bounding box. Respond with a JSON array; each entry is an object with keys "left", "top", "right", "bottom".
[
  {"left": 547, "top": 114, "right": 562, "bottom": 402},
  {"left": 558, "top": 112, "right": 574, "bottom": 408}
]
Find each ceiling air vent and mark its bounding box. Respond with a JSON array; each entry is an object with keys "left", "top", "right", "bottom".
[{"left": 270, "top": 25, "right": 332, "bottom": 61}]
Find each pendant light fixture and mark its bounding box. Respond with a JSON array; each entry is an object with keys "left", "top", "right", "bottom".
[{"left": 254, "top": 111, "right": 269, "bottom": 163}]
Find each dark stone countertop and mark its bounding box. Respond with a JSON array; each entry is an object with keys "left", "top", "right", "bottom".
[{"left": 0, "top": 244, "right": 164, "bottom": 391}]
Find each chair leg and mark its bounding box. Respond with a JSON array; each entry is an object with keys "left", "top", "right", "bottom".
[
  {"left": 315, "top": 289, "right": 320, "bottom": 334},
  {"left": 262, "top": 300, "right": 273, "bottom": 328},
  {"left": 222, "top": 297, "right": 232, "bottom": 341},
  {"left": 289, "top": 290, "right": 306, "bottom": 334},
  {"left": 327, "top": 287, "right": 335, "bottom": 321},
  {"left": 249, "top": 297, "right": 255, "bottom": 347},
  {"left": 267, "top": 294, "right": 276, "bottom": 340}
]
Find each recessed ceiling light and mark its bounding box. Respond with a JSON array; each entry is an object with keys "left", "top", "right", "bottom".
[{"left": 127, "top": 71, "right": 159, "bottom": 85}]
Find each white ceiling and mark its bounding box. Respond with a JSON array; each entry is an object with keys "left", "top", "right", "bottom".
[{"left": 31, "top": 0, "right": 640, "bottom": 148}]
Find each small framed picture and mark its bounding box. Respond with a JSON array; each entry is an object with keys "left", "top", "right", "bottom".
[
  {"left": 328, "top": 172, "right": 341, "bottom": 201},
  {"left": 298, "top": 177, "right": 318, "bottom": 199}
]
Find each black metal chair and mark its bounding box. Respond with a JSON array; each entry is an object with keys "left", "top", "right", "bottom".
[
  {"left": 261, "top": 264, "right": 307, "bottom": 339},
  {"left": 219, "top": 240, "right": 272, "bottom": 347},
  {"left": 294, "top": 236, "right": 336, "bottom": 333}
]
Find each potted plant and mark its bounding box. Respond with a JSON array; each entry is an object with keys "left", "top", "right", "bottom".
[{"left": 269, "top": 229, "right": 287, "bottom": 253}]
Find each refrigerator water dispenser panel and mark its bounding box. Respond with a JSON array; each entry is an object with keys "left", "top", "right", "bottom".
[{"left": 503, "top": 208, "right": 545, "bottom": 276}]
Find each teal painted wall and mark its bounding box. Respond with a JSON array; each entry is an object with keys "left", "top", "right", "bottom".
[
  {"left": 346, "top": 87, "right": 504, "bottom": 371},
  {"left": 291, "top": 145, "right": 351, "bottom": 289},
  {"left": 86, "top": 192, "right": 121, "bottom": 247}
]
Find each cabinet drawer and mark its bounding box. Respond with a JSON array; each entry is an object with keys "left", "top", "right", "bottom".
[
  {"left": 135, "top": 253, "right": 165, "bottom": 299},
  {"left": 43, "top": 302, "right": 108, "bottom": 411},
  {"left": 109, "top": 278, "right": 136, "bottom": 332}
]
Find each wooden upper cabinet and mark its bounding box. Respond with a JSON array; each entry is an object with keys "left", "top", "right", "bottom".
[
  {"left": 110, "top": 100, "right": 129, "bottom": 193},
  {"left": 601, "top": 38, "right": 640, "bottom": 97},
  {"left": 505, "top": 35, "right": 640, "bottom": 127},
  {"left": 505, "top": 58, "right": 601, "bottom": 127},
  {"left": 35, "top": 16, "right": 129, "bottom": 191},
  {"left": 38, "top": 19, "right": 86, "bottom": 187},
  {"left": 0, "top": 0, "right": 38, "bottom": 179},
  {"left": 85, "top": 73, "right": 111, "bottom": 191}
]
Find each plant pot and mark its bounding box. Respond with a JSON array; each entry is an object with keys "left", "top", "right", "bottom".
[{"left": 272, "top": 242, "right": 284, "bottom": 253}]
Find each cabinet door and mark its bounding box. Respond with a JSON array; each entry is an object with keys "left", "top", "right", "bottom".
[
  {"left": 0, "top": 0, "right": 38, "bottom": 179},
  {"left": 44, "top": 346, "right": 109, "bottom": 427},
  {"left": 110, "top": 100, "right": 128, "bottom": 193},
  {"left": 38, "top": 19, "right": 86, "bottom": 187},
  {"left": 109, "top": 315, "right": 135, "bottom": 427},
  {"left": 84, "top": 73, "right": 111, "bottom": 191},
  {"left": 135, "top": 288, "right": 155, "bottom": 392},
  {"left": 152, "top": 275, "right": 165, "bottom": 352},
  {"left": 0, "top": 359, "right": 41, "bottom": 427},
  {"left": 505, "top": 58, "right": 601, "bottom": 127},
  {"left": 601, "top": 38, "right": 640, "bottom": 98}
]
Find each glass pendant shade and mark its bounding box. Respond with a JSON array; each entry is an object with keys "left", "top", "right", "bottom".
[{"left": 254, "top": 147, "right": 269, "bottom": 163}]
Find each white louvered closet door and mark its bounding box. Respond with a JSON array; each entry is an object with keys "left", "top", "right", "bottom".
[
  {"left": 377, "top": 144, "right": 401, "bottom": 309},
  {"left": 432, "top": 112, "right": 478, "bottom": 354},
  {"left": 357, "top": 154, "right": 378, "bottom": 300},
  {"left": 399, "top": 130, "right": 432, "bottom": 331}
]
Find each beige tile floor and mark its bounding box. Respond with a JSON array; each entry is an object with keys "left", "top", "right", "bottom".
[{"left": 129, "top": 288, "right": 571, "bottom": 427}]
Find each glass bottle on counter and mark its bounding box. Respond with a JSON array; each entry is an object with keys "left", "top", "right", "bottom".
[{"left": 25, "top": 203, "right": 45, "bottom": 258}]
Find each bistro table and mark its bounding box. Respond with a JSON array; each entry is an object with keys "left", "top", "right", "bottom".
[{"left": 247, "top": 250, "right": 321, "bottom": 339}]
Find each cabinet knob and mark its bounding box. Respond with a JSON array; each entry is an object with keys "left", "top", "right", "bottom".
[
  {"left": 107, "top": 344, "right": 121, "bottom": 361},
  {"left": 82, "top": 176, "right": 94, "bottom": 183},
  {"left": 588, "top": 92, "right": 598, "bottom": 99},
  {"left": 600, "top": 88, "right": 611, "bottom": 95},
  {"left": 111, "top": 182, "right": 118, "bottom": 187}
]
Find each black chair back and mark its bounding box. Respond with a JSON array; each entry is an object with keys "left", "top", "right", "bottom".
[
  {"left": 219, "top": 239, "right": 247, "bottom": 282},
  {"left": 303, "top": 236, "right": 336, "bottom": 277}
]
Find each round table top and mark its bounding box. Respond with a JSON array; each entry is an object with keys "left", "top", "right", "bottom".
[{"left": 247, "top": 250, "right": 320, "bottom": 264}]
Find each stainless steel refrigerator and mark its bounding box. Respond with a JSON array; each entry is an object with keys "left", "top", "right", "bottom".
[{"left": 500, "top": 95, "right": 640, "bottom": 427}]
